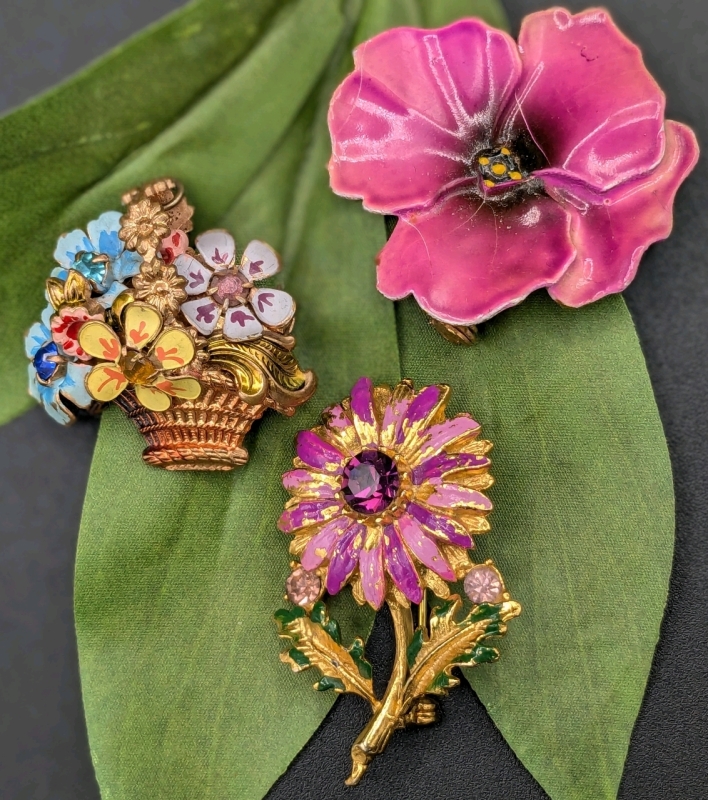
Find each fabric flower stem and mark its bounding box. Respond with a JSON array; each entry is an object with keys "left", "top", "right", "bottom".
[{"left": 347, "top": 595, "right": 414, "bottom": 786}]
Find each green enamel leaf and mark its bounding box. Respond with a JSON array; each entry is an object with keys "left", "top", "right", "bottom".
[
  {"left": 315, "top": 676, "right": 346, "bottom": 693},
  {"left": 348, "top": 638, "right": 373, "bottom": 680},
  {"left": 406, "top": 628, "right": 425, "bottom": 668},
  {"left": 0, "top": 0, "right": 674, "bottom": 798},
  {"left": 287, "top": 647, "right": 311, "bottom": 669}
]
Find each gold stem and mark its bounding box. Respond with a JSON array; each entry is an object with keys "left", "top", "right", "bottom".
[
  {"left": 418, "top": 588, "right": 428, "bottom": 632},
  {"left": 346, "top": 598, "right": 413, "bottom": 786}
]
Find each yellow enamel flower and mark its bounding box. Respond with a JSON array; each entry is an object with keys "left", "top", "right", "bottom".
[
  {"left": 132, "top": 260, "right": 187, "bottom": 316},
  {"left": 78, "top": 302, "right": 201, "bottom": 411},
  {"left": 119, "top": 199, "right": 170, "bottom": 256}
]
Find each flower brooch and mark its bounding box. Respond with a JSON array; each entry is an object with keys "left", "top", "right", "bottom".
[
  {"left": 275, "top": 378, "right": 520, "bottom": 783},
  {"left": 26, "top": 178, "right": 316, "bottom": 469},
  {"left": 328, "top": 8, "right": 698, "bottom": 341}
]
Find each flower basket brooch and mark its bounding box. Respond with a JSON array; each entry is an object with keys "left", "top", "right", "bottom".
[{"left": 26, "top": 179, "right": 316, "bottom": 469}]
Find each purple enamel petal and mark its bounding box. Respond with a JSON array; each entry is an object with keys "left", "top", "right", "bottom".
[
  {"left": 412, "top": 453, "right": 490, "bottom": 485},
  {"left": 301, "top": 517, "right": 353, "bottom": 570},
  {"left": 324, "top": 403, "right": 352, "bottom": 430},
  {"left": 417, "top": 415, "right": 481, "bottom": 457},
  {"left": 381, "top": 393, "right": 412, "bottom": 444},
  {"left": 350, "top": 376, "right": 375, "bottom": 425},
  {"left": 383, "top": 524, "right": 423, "bottom": 604},
  {"left": 296, "top": 430, "right": 345, "bottom": 473},
  {"left": 277, "top": 500, "right": 341, "bottom": 534},
  {"left": 396, "top": 385, "right": 442, "bottom": 444},
  {"left": 426, "top": 484, "right": 493, "bottom": 511},
  {"left": 408, "top": 503, "right": 473, "bottom": 548},
  {"left": 326, "top": 523, "right": 366, "bottom": 595},
  {"left": 397, "top": 515, "right": 455, "bottom": 581},
  {"left": 359, "top": 540, "right": 385, "bottom": 609},
  {"left": 282, "top": 469, "right": 336, "bottom": 499}
]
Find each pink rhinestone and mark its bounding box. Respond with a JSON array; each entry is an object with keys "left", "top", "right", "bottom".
[
  {"left": 286, "top": 567, "right": 322, "bottom": 607},
  {"left": 464, "top": 565, "right": 504, "bottom": 604}
]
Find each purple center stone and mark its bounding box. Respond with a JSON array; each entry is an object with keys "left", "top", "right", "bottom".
[{"left": 342, "top": 450, "right": 400, "bottom": 514}]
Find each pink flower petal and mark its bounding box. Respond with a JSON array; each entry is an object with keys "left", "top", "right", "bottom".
[
  {"left": 426, "top": 484, "right": 493, "bottom": 512},
  {"left": 326, "top": 523, "right": 366, "bottom": 595},
  {"left": 396, "top": 515, "right": 455, "bottom": 581},
  {"left": 500, "top": 8, "right": 666, "bottom": 190},
  {"left": 301, "top": 517, "right": 353, "bottom": 570},
  {"left": 282, "top": 469, "right": 337, "bottom": 499},
  {"left": 378, "top": 189, "right": 575, "bottom": 325},
  {"left": 359, "top": 539, "right": 385, "bottom": 609},
  {"left": 328, "top": 20, "right": 521, "bottom": 213},
  {"left": 412, "top": 452, "right": 489, "bottom": 485},
  {"left": 350, "top": 376, "right": 378, "bottom": 447},
  {"left": 277, "top": 500, "right": 342, "bottom": 534},
  {"left": 296, "top": 430, "right": 345, "bottom": 473},
  {"left": 546, "top": 120, "right": 699, "bottom": 307},
  {"left": 416, "top": 415, "right": 481, "bottom": 462},
  {"left": 408, "top": 503, "right": 473, "bottom": 549},
  {"left": 383, "top": 524, "right": 423, "bottom": 604}
]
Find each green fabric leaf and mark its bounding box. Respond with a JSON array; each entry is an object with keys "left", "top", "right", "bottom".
[
  {"left": 0, "top": 0, "right": 673, "bottom": 798},
  {"left": 398, "top": 295, "right": 674, "bottom": 800}
]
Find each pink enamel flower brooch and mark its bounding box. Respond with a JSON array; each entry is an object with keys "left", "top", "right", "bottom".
[
  {"left": 328, "top": 8, "right": 699, "bottom": 338},
  {"left": 275, "top": 378, "right": 520, "bottom": 784}
]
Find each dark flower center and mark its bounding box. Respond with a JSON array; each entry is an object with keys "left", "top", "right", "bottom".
[
  {"left": 342, "top": 450, "right": 400, "bottom": 514},
  {"left": 477, "top": 146, "right": 526, "bottom": 187}
]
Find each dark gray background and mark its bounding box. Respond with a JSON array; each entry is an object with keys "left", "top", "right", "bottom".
[{"left": 0, "top": 1, "right": 706, "bottom": 798}]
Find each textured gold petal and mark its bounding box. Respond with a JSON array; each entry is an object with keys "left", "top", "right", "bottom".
[
  {"left": 421, "top": 568, "right": 451, "bottom": 599},
  {"left": 447, "top": 471, "right": 495, "bottom": 492},
  {"left": 437, "top": 543, "right": 475, "bottom": 580},
  {"left": 447, "top": 438, "right": 493, "bottom": 456},
  {"left": 351, "top": 576, "right": 366, "bottom": 606},
  {"left": 456, "top": 512, "right": 492, "bottom": 533}
]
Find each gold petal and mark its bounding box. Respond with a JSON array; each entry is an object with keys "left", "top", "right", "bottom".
[
  {"left": 351, "top": 576, "right": 367, "bottom": 606},
  {"left": 150, "top": 329, "right": 195, "bottom": 370},
  {"left": 447, "top": 471, "right": 495, "bottom": 492},
  {"left": 456, "top": 512, "right": 492, "bottom": 533},
  {"left": 437, "top": 543, "right": 474, "bottom": 580},
  {"left": 152, "top": 376, "right": 201, "bottom": 400},
  {"left": 134, "top": 384, "right": 171, "bottom": 412},
  {"left": 78, "top": 321, "right": 122, "bottom": 362},
  {"left": 421, "top": 568, "right": 451, "bottom": 599},
  {"left": 447, "top": 438, "right": 493, "bottom": 456},
  {"left": 124, "top": 302, "right": 163, "bottom": 350},
  {"left": 85, "top": 364, "right": 128, "bottom": 402}
]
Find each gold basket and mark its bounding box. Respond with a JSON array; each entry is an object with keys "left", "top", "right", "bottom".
[{"left": 114, "top": 332, "right": 316, "bottom": 470}]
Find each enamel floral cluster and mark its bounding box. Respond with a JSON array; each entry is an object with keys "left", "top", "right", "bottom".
[
  {"left": 328, "top": 9, "right": 699, "bottom": 327},
  {"left": 25, "top": 180, "right": 314, "bottom": 469}
]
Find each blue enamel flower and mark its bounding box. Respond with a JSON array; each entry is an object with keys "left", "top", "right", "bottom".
[
  {"left": 25, "top": 306, "right": 93, "bottom": 425},
  {"left": 52, "top": 211, "right": 143, "bottom": 292}
]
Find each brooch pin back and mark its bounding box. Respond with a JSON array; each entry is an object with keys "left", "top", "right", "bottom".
[
  {"left": 275, "top": 378, "right": 520, "bottom": 784},
  {"left": 26, "top": 178, "right": 316, "bottom": 469}
]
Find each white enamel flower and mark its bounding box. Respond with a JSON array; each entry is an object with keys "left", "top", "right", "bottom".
[{"left": 175, "top": 230, "right": 295, "bottom": 341}]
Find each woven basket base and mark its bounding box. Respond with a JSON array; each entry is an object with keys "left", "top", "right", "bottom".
[{"left": 115, "top": 386, "right": 268, "bottom": 471}]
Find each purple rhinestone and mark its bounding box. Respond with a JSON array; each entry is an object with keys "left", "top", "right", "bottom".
[{"left": 342, "top": 450, "right": 400, "bottom": 514}]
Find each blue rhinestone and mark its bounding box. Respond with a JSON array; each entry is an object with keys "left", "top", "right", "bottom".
[
  {"left": 73, "top": 251, "right": 107, "bottom": 284},
  {"left": 33, "top": 341, "right": 60, "bottom": 383}
]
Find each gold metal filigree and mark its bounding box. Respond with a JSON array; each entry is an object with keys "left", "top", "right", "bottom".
[
  {"left": 119, "top": 198, "right": 170, "bottom": 258},
  {"left": 132, "top": 259, "right": 187, "bottom": 317}
]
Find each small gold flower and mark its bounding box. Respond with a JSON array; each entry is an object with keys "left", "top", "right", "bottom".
[
  {"left": 132, "top": 260, "right": 187, "bottom": 316},
  {"left": 119, "top": 199, "right": 170, "bottom": 256}
]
